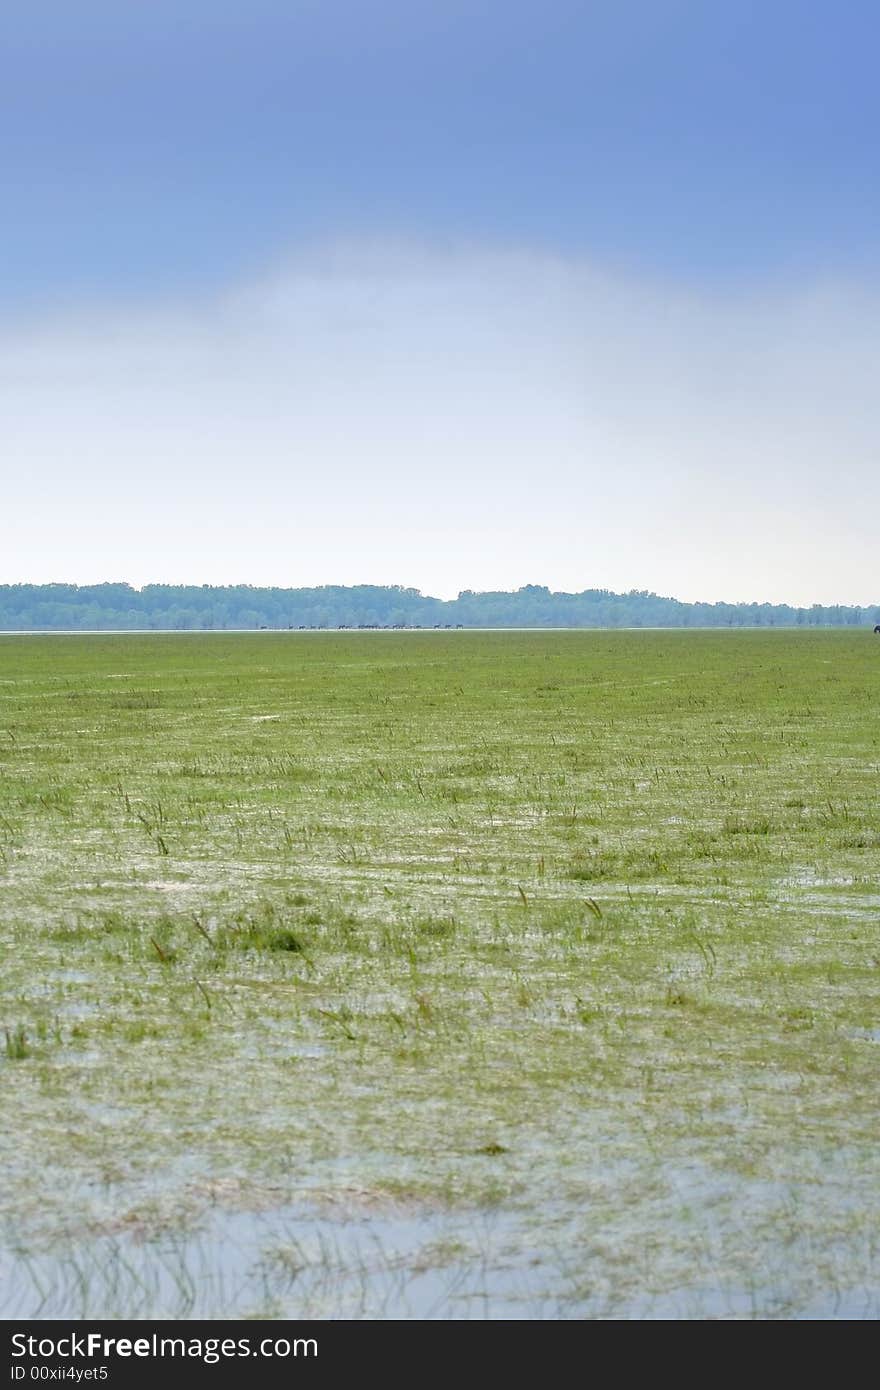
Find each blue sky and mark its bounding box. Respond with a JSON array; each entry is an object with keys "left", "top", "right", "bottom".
[{"left": 3, "top": 2, "right": 880, "bottom": 601}]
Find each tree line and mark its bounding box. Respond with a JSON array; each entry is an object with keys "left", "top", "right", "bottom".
[{"left": 1, "top": 582, "right": 877, "bottom": 630}]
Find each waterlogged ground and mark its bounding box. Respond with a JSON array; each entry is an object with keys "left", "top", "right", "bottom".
[{"left": 1, "top": 630, "right": 879, "bottom": 1319}]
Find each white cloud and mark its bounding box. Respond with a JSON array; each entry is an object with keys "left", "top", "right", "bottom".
[{"left": 2, "top": 243, "right": 878, "bottom": 603}]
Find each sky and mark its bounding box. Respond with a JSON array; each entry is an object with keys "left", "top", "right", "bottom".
[{"left": 3, "top": 0, "right": 879, "bottom": 603}]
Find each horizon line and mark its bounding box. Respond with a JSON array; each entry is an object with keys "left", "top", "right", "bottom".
[{"left": 2, "top": 580, "right": 879, "bottom": 610}]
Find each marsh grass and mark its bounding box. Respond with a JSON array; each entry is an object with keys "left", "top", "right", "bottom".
[
  {"left": 5, "top": 1024, "right": 29, "bottom": 1060},
  {"left": 2, "top": 629, "right": 880, "bottom": 1317}
]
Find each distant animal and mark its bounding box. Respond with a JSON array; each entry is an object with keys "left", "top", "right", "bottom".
[{"left": 874, "top": 625, "right": 880, "bottom": 635}]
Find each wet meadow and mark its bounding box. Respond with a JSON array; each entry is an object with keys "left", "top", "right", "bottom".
[{"left": 2, "top": 629, "right": 879, "bottom": 1317}]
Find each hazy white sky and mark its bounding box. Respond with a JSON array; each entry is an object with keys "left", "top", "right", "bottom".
[
  {"left": 5, "top": 4, "right": 880, "bottom": 605},
  {"left": 3, "top": 243, "right": 878, "bottom": 605}
]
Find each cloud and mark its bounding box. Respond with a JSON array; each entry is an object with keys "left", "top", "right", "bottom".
[{"left": 2, "top": 243, "right": 878, "bottom": 603}]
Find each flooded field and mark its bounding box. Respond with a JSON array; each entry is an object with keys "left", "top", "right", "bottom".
[{"left": 2, "top": 630, "right": 879, "bottom": 1318}]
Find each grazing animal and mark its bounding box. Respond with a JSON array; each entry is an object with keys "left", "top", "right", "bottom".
[{"left": 874, "top": 625, "right": 880, "bottom": 635}]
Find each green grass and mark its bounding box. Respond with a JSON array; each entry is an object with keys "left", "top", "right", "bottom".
[{"left": 1, "top": 629, "right": 880, "bottom": 1317}]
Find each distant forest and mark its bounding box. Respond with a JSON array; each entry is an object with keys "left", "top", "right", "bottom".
[{"left": 1, "top": 583, "right": 879, "bottom": 631}]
